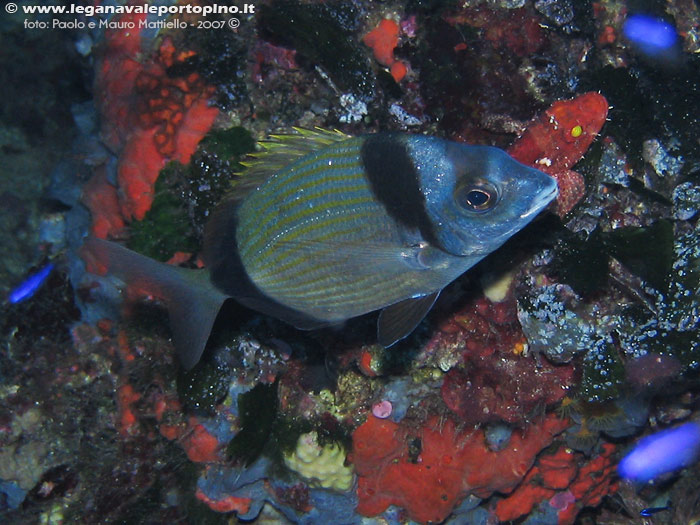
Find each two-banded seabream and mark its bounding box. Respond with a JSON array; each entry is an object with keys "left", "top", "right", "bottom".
[{"left": 84, "top": 129, "right": 557, "bottom": 368}]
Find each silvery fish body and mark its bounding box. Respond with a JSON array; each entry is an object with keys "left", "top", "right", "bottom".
[{"left": 84, "top": 130, "right": 557, "bottom": 368}]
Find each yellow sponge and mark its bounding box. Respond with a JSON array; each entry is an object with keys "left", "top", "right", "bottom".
[{"left": 284, "top": 432, "right": 354, "bottom": 491}]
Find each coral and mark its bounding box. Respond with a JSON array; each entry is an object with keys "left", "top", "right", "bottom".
[
  {"left": 562, "top": 397, "right": 647, "bottom": 453},
  {"left": 363, "top": 19, "right": 399, "bottom": 67},
  {"left": 495, "top": 447, "right": 577, "bottom": 521},
  {"left": 560, "top": 443, "right": 618, "bottom": 523},
  {"left": 195, "top": 490, "right": 251, "bottom": 514},
  {"left": 673, "top": 181, "right": 700, "bottom": 220},
  {"left": 274, "top": 482, "right": 312, "bottom": 513},
  {"left": 81, "top": 169, "right": 125, "bottom": 239},
  {"left": 115, "top": 383, "right": 141, "bottom": 437},
  {"left": 534, "top": 0, "right": 575, "bottom": 29},
  {"left": 182, "top": 422, "right": 221, "bottom": 463},
  {"left": 94, "top": 18, "right": 219, "bottom": 224},
  {"left": 371, "top": 400, "right": 392, "bottom": 419},
  {"left": 284, "top": 431, "right": 354, "bottom": 492},
  {"left": 427, "top": 293, "right": 525, "bottom": 362},
  {"left": 517, "top": 282, "right": 598, "bottom": 363},
  {"left": 0, "top": 410, "right": 49, "bottom": 491},
  {"left": 195, "top": 458, "right": 270, "bottom": 519},
  {"left": 441, "top": 353, "right": 575, "bottom": 426},
  {"left": 496, "top": 443, "right": 618, "bottom": 524},
  {"left": 427, "top": 292, "right": 576, "bottom": 426},
  {"left": 274, "top": 483, "right": 360, "bottom": 525},
  {"left": 352, "top": 413, "right": 568, "bottom": 524},
  {"left": 531, "top": 220, "right": 700, "bottom": 392},
  {"left": 508, "top": 92, "right": 609, "bottom": 216},
  {"left": 363, "top": 18, "right": 408, "bottom": 82}
]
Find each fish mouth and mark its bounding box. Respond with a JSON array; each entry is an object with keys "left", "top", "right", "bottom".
[{"left": 519, "top": 181, "right": 558, "bottom": 219}]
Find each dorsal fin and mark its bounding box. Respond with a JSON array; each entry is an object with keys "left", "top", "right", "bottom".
[
  {"left": 231, "top": 127, "right": 353, "bottom": 196},
  {"left": 207, "top": 127, "right": 354, "bottom": 261}
]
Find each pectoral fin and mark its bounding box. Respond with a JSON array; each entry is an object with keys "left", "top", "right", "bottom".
[{"left": 377, "top": 291, "right": 440, "bottom": 347}]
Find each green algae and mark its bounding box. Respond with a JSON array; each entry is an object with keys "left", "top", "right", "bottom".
[
  {"left": 227, "top": 382, "right": 278, "bottom": 466},
  {"left": 177, "top": 358, "right": 233, "bottom": 416},
  {"left": 127, "top": 163, "right": 197, "bottom": 262},
  {"left": 199, "top": 126, "right": 256, "bottom": 160},
  {"left": 553, "top": 221, "right": 674, "bottom": 296},
  {"left": 127, "top": 126, "right": 255, "bottom": 260},
  {"left": 603, "top": 220, "right": 674, "bottom": 292},
  {"left": 578, "top": 341, "right": 625, "bottom": 403}
]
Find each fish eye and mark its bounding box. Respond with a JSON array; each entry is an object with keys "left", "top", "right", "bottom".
[{"left": 456, "top": 183, "right": 498, "bottom": 212}]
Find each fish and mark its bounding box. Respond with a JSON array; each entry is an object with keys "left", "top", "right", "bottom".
[
  {"left": 640, "top": 505, "right": 669, "bottom": 517},
  {"left": 623, "top": 14, "right": 680, "bottom": 63},
  {"left": 618, "top": 421, "right": 700, "bottom": 483},
  {"left": 83, "top": 129, "right": 557, "bottom": 369},
  {"left": 8, "top": 263, "right": 55, "bottom": 304}
]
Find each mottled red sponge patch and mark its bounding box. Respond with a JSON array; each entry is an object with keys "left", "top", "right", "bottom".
[
  {"left": 508, "top": 92, "right": 609, "bottom": 217},
  {"left": 82, "top": 168, "right": 125, "bottom": 239},
  {"left": 363, "top": 18, "right": 408, "bottom": 82},
  {"left": 424, "top": 293, "right": 575, "bottom": 426},
  {"left": 496, "top": 443, "right": 617, "bottom": 524},
  {"left": 441, "top": 353, "right": 575, "bottom": 426},
  {"left": 93, "top": 17, "right": 219, "bottom": 225},
  {"left": 196, "top": 488, "right": 252, "bottom": 514},
  {"left": 352, "top": 414, "right": 567, "bottom": 524}
]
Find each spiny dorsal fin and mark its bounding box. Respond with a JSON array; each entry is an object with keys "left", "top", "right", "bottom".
[{"left": 231, "top": 127, "right": 353, "bottom": 194}]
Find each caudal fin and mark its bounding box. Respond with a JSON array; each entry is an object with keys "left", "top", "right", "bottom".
[{"left": 81, "top": 237, "right": 227, "bottom": 369}]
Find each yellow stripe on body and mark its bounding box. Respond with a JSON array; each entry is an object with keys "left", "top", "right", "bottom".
[
  {"left": 242, "top": 141, "right": 364, "bottom": 211},
  {"left": 267, "top": 263, "right": 429, "bottom": 320},
  {"left": 239, "top": 161, "right": 361, "bottom": 246},
  {"left": 238, "top": 160, "right": 365, "bottom": 259},
  {"left": 247, "top": 207, "right": 382, "bottom": 283},
  {"left": 236, "top": 136, "right": 433, "bottom": 319},
  {"left": 244, "top": 184, "right": 370, "bottom": 262},
  {"left": 249, "top": 195, "right": 379, "bottom": 277},
  {"left": 250, "top": 215, "right": 424, "bottom": 317},
  {"left": 253, "top": 219, "right": 386, "bottom": 289}
]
